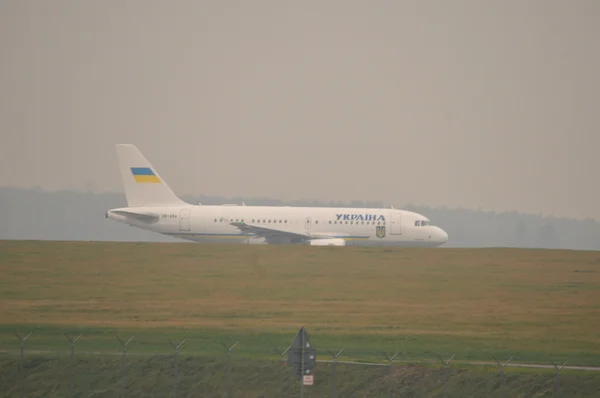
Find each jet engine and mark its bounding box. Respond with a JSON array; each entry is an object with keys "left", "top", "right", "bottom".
[
  {"left": 308, "top": 238, "right": 346, "bottom": 246},
  {"left": 246, "top": 237, "right": 267, "bottom": 244}
]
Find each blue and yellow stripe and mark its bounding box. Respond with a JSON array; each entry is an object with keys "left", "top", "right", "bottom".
[{"left": 130, "top": 167, "right": 160, "bottom": 183}]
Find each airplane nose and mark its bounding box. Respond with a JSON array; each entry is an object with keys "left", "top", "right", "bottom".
[{"left": 435, "top": 227, "right": 448, "bottom": 244}]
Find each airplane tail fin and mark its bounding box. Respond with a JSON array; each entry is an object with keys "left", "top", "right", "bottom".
[{"left": 115, "top": 144, "right": 187, "bottom": 207}]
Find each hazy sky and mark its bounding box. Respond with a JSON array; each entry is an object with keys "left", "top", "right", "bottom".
[{"left": 1, "top": 1, "right": 599, "bottom": 219}]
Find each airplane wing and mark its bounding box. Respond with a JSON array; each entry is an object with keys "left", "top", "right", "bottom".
[{"left": 229, "top": 221, "right": 314, "bottom": 242}]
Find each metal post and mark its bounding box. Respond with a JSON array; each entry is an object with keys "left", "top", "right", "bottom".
[
  {"left": 382, "top": 351, "right": 400, "bottom": 398},
  {"left": 300, "top": 331, "right": 305, "bottom": 398},
  {"left": 117, "top": 335, "right": 133, "bottom": 398},
  {"left": 15, "top": 331, "right": 32, "bottom": 398},
  {"left": 221, "top": 341, "right": 238, "bottom": 398},
  {"left": 552, "top": 359, "right": 568, "bottom": 398},
  {"left": 437, "top": 354, "right": 455, "bottom": 398},
  {"left": 64, "top": 333, "right": 82, "bottom": 397},
  {"left": 328, "top": 348, "right": 344, "bottom": 398},
  {"left": 271, "top": 343, "right": 291, "bottom": 398},
  {"left": 494, "top": 356, "right": 512, "bottom": 398},
  {"left": 169, "top": 339, "right": 185, "bottom": 398}
]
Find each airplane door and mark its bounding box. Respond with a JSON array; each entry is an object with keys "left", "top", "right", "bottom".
[
  {"left": 179, "top": 208, "right": 191, "bottom": 231},
  {"left": 305, "top": 217, "right": 311, "bottom": 230},
  {"left": 390, "top": 212, "right": 402, "bottom": 235}
]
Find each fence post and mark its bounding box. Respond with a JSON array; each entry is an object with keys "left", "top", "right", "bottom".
[
  {"left": 437, "top": 354, "right": 455, "bottom": 398},
  {"left": 221, "top": 341, "right": 238, "bottom": 398},
  {"left": 300, "top": 331, "right": 305, "bottom": 398},
  {"left": 169, "top": 339, "right": 185, "bottom": 398},
  {"left": 64, "top": 333, "right": 82, "bottom": 397},
  {"left": 382, "top": 351, "right": 400, "bottom": 398},
  {"left": 117, "top": 335, "right": 134, "bottom": 398},
  {"left": 15, "top": 331, "right": 32, "bottom": 398},
  {"left": 552, "top": 359, "right": 568, "bottom": 398},
  {"left": 271, "top": 343, "right": 291, "bottom": 398},
  {"left": 493, "top": 356, "right": 512, "bottom": 398},
  {"left": 328, "top": 348, "right": 344, "bottom": 398}
]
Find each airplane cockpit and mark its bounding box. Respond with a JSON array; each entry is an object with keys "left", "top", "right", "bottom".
[{"left": 410, "top": 215, "right": 448, "bottom": 245}]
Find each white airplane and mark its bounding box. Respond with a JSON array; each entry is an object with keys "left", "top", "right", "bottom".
[{"left": 105, "top": 144, "right": 448, "bottom": 247}]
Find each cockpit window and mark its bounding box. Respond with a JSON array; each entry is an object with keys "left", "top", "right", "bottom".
[{"left": 415, "top": 221, "right": 421, "bottom": 226}]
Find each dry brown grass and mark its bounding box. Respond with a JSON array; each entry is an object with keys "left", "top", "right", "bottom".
[{"left": 1, "top": 240, "right": 599, "bottom": 354}]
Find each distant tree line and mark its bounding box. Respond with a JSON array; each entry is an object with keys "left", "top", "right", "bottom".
[{"left": 1, "top": 187, "right": 598, "bottom": 250}]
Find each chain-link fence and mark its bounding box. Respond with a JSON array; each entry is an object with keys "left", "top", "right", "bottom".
[{"left": 3, "top": 330, "right": 600, "bottom": 397}]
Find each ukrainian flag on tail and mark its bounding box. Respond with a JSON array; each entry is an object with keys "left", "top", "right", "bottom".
[
  {"left": 130, "top": 167, "right": 161, "bottom": 183},
  {"left": 116, "top": 144, "right": 187, "bottom": 206}
]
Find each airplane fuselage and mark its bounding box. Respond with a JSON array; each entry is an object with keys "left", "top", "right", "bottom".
[
  {"left": 106, "top": 144, "right": 449, "bottom": 247},
  {"left": 106, "top": 204, "right": 448, "bottom": 247}
]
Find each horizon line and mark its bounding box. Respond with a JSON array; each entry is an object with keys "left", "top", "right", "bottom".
[{"left": 2, "top": 185, "right": 597, "bottom": 223}]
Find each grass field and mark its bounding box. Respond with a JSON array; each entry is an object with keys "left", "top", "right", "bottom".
[
  {"left": 2, "top": 354, "right": 599, "bottom": 397},
  {"left": 1, "top": 240, "right": 600, "bottom": 396},
  {"left": 1, "top": 240, "right": 599, "bottom": 361}
]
